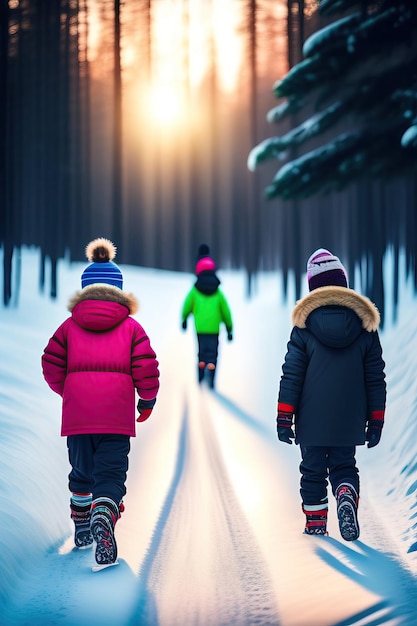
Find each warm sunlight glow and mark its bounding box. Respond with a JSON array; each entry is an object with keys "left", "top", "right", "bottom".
[
  {"left": 89, "top": 0, "right": 246, "bottom": 133},
  {"left": 212, "top": 0, "right": 243, "bottom": 92},
  {"left": 145, "top": 84, "right": 185, "bottom": 126},
  {"left": 129, "top": 0, "right": 244, "bottom": 133},
  {"left": 86, "top": 1, "right": 102, "bottom": 64}
]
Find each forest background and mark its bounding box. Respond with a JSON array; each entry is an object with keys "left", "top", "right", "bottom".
[{"left": 1, "top": 0, "right": 417, "bottom": 324}]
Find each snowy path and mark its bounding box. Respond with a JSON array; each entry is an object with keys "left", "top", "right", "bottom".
[
  {"left": 4, "top": 376, "right": 417, "bottom": 626},
  {"left": 138, "top": 389, "right": 279, "bottom": 626},
  {"left": 3, "top": 252, "right": 417, "bottom": 625}
]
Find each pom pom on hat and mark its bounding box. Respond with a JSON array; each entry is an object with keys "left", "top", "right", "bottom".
[
  {"left": 81, "top": 238, "right": 123, "bottom": 289},
  {"left": 197, "top": 243, "right": 210, "bottom": 259},
  {"left": 307, "top": 248, "right": 348, "bottom": 291},
  {"left": 85, "top": 237, "right": 117, "bottom": 262},
  {"left": 195, "top": 242, "right": 216, "bottom": 275}
]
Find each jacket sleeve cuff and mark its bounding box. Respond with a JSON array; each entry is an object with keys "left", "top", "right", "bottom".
[
  {"left": 138, "top": 397, "right": 156, "bottom": 410},
  {"left": 371, "top": 409, "right": 385, "bottom": 422},
  {"left": 277, "top": 402, "right": 295, "bottom": 414}
]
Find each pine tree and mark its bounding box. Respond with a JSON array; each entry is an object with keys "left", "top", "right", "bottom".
[{"left": 248, "top": 0, "right": 417, "bottom": 199}]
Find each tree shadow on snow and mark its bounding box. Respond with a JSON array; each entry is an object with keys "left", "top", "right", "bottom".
[
  {"left": 2, "top": 538, "right": 140, "bottom": 626},
  {"left": 127, "top": 406, "right": 189, "bottom": 626},
  {"left": 315, "top": 537, "right": 417, "bottom": 625},
  {"left": 212, "top": 390, "right": 271, "bottom": 439}
]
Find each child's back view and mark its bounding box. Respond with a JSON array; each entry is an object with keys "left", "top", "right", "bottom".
[
  {"left": 277, "top": 248, "right": 386, "bottom": 540},
  {"left": 42, "top": 238, "right": 159, "bottom": 569},
  {"left": 181, "top": 244, "right": 233, "bottom": 389}
]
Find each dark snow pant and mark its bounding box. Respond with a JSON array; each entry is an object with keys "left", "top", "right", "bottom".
[
  {"left": 197, "top": 333, "right": 219, "bottom": 384},
  {"left": 299, "top": 445, "right": 359, "bottom": 507},
  {"left": 67, "top": 434, "right": 130, "bottom": 505}
]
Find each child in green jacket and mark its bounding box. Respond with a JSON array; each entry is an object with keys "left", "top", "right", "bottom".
[{"left": 181, "top": 245, "right": 233, "bottom": 389}]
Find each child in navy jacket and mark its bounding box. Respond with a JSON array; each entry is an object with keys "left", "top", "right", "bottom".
[{"left": 277, "top": 248, "right": 386, "bottom": 540}]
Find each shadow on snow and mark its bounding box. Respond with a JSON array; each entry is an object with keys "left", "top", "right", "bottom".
[
  {"left": 127, "top": 405, "right": 189, "bottom": 626},
  {"left": 316, "top": 537, "right": 417, "bottom": 626}
]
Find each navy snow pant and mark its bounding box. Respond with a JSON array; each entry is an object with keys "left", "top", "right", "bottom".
[
  {"left": 299, "top": 445, "right": 359, "bottom": 507},
  {"left": 197, "top": 333, "right": 219, "bottom": 383},
  {"left": 67, "top": 434, "right": 130, "bottom": 505}
]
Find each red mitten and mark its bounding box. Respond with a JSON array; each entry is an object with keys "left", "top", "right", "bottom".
[
  {"left": 137, "top": 398, "right": 156, "bottom": 422},
  {"left": 366, "top": 409, "right": 384, "bottom": 448},
  {"left": 137, "top": 409, "right": 152, "bottom": 422}
]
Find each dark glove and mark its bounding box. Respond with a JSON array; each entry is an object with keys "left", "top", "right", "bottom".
[
  {"left": 182, "top": 319, "right": 187, "bottom": 330},
  {"left": 277, "top": 402, "right": 295, "bottom": 445},
  {"left": 137, "top": 398, "right": 156, "bottom": 422},
  {"left": 227, "top": 331, "right": 233, "bottom": 341},
  {"left": 366, "top": 410, "right": 384, "bottom": 448}
]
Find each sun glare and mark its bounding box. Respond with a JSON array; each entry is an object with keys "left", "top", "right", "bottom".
[
  {"left": 212, "top": 0, "right": 242, "bottom": 93},
  {"left": 90, "top": 0, "right": 245, "bottom": 133},
  {"left": 145, "top": 84, "right": 185, "bottom": 127},
  {"left": 149, "top": 0, "right": 244, "bottom": 96}
]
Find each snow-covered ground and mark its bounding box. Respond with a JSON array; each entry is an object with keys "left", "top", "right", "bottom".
[{"left": 1, "top": 246, "right": 417, "bottom": 625}]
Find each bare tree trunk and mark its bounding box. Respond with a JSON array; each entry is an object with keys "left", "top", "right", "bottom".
[
  {"left": 287, "top": 0, "right": 304, "bottom": 68},
  {"left": 71, "top": 0, "right": 92, "bottom": 248},
  {"left": 112, "top": 0, "right": 123, "bottom": 248},
  {"left": 0, "top": 0, "right": 11, "bottom": 304},
  {"left": 208, "top": 0, "right": 219, "bottom": 254},
  {"left": 246, "top": 0, "right": 258, "bottom": 295}
]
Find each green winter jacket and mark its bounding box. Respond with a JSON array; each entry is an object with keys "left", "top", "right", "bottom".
[{"left": 182, "top": 286, "right": 233, "bottom": 335}]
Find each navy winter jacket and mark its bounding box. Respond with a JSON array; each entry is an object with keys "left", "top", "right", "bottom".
[{"left": 278, "top": 286, "right": 386, "bottom": 446}]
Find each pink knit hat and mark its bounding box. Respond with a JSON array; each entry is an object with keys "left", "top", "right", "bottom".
[{"left": 195, "top": 257, "right": 216, "bottom": 275}]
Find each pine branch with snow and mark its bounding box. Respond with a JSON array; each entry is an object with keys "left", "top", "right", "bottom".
[{"left": 249, "top": 0, "right": 417, "bottom": 200}]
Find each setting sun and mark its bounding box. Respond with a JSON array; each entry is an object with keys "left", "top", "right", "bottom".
[
  {"left": 87, "top": 0, "right": 252, "bottom": 138},
  {"left": 145, "top": 83, "right": 185, "bottom": 127}
]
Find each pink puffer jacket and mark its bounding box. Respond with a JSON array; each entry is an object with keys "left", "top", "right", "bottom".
[{"left": 42, "top": 284, "right": 159, "bottom": 437}]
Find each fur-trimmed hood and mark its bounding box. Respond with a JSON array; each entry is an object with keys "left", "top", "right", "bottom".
[
  {"left": 68, "top": 284, "right": 139, "bottom": 315},
  {"left": 292, "top": 286, "right": 380, "bottom": 332}
]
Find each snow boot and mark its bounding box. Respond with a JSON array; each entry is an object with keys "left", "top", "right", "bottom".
[
  {"left": 336, "top": 483, "right": 360, "bottom": 541},
  {"left": 198, "top": 361, "right": 206, "bottom": 384},
  {"left": 303, "top": 506, "right": 328, "bottom": 536},
  {"left": 206, "top": 363, "right": 216, "bottom": 389},
  {"left": 90, "top": 497, "right": 119, "bottom": 566},
  {"left": 70, "top": 493, "right": 93, "bottom": 549}
]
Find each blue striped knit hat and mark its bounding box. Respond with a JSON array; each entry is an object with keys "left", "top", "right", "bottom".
[{"left": 81, "top": 238, "right": 123, "bottom": 290}]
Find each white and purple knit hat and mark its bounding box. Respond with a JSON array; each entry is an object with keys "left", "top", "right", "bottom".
[
  {"left": 81, "top": 238, "right": 123, "bottom": 290},
  {"left": 307, "top": 248, "right": 348, "bottom": 291}
]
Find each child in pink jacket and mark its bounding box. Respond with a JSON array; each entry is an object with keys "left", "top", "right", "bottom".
[{"left": 42, "top": 238, "right": 159, "bottom": 569}]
